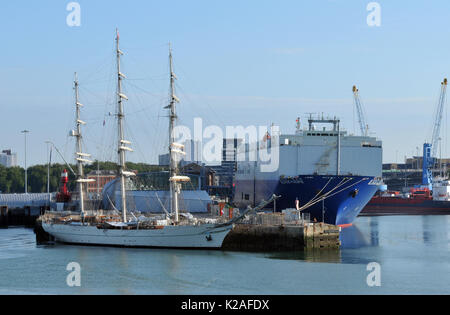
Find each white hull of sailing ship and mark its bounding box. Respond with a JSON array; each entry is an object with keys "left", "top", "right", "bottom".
[{"left": 42, "top": 222, "right": 233, "bottom": 248}]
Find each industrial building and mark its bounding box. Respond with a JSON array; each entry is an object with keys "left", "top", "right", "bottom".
[
  {"left": 86, "top": 170, "right": 117, "bottom": 195},
  {"left": 158, "top": 138, "right": 242, "bottom": 200},
  {"left": 382, "top": 156, "right": 449, "bottom": 192},
  {"left": 159, "top": 139, "right": 202, "bottom": 167},
  {"left": 0, "top": 150, "right": 17, "bottom": 168}
]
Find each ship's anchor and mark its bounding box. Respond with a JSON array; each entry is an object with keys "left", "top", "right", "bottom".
[{"left": 206, "top": 234, "right": 213, "bottom": 242}]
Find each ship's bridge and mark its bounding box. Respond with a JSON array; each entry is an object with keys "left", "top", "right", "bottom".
[
  {"left": 236, "top": 115, "right": 382, "bottom": 178},
  {"left": 283, "top": 116, "right": 381, "bottom": 148}
]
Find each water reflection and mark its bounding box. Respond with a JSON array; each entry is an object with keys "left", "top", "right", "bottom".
[
  {"left": 75, "top": 247, "right": 91, "bottom": 295},
  {"left": 267, "top": 249, "right": 342, "bottom": 263},
  {"left": 369, "top": 218, "right": 380, "bottom": 247},
  {"left": 116, "top": 250, "right": 133, "bottom": 294},
  {"left": 267, "top": 219, "right": 379, "bottom": 264},
  {"left": 422, "top": 216, "right": 431, "bottom": 244},
  {"left": 448, "top": 216, "right": 450, "bottom": 251},
  {"left": 1, "top": 217, "right": 449, "bottom": 294},
  {"left": 340, "top": 223, "right": 371, "bottom": 249}
]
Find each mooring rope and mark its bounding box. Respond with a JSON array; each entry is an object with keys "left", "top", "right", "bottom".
[
  {"left": 298, "top": 177, "right": 350, "bottom": 211},
  {"left": 297, "top": 177, "right": 368, "bottom": 212},
  {"left": 298, "top": 177, "right": 335, "bottom": 210}
]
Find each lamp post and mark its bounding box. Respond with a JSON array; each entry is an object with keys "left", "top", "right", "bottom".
[
  {"left": 21, "top": 130, "right": 30, "bottom": 194},
  {"left": 45, "top": 141, "right": 52, "bottom": 206}
]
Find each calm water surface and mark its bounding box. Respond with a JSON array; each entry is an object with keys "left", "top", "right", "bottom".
[{"left": 0, "top": 216, "right": 449, "bottom": 294}]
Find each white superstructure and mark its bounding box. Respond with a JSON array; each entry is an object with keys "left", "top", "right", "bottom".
[
  {"left": 237, "top": 116, "right": 382, "bottom": 181},
  {"left": 278, "top": 131, "right": 382, "bottom": 177},
  {"left": 432, "top": 180, "right": 450, "bottom": 201}
]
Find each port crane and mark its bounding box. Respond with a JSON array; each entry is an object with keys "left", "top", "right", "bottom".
[
  {"left": 422, "top": 78, "right": 448, "bottom": 188},
  {"left": 352, "top": 85, "right": 369, "bottom": 137}
]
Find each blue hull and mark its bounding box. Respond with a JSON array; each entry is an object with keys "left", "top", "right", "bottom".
[{"left": 234, "top": 175, "right": 378, "bottom": 226}]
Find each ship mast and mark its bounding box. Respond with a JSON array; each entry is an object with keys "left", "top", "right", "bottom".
[
  {"left": 73, "top": 73, "right": 93, "bottom": 218},
  {"left": 116, "top": 29, "right": 133, "bottom": 223},
  {"left": 168, "top": 44, "right": 179, "bottom": 223},
  {"left": 166, "top": 44, "right": 189, "bottom": 224}
]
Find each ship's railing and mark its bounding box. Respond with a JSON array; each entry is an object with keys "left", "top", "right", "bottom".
[
  {"left": 40, "top": 209, "right": 122, "bottom": 224},
  {"left": 43, "top": 209, "right": 119, "bottom": 217}
]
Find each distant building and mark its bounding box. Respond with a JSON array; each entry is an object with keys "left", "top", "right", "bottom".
[
  {"left": 382, "top": 155, "right": 450, "bottom": 191},
  {"left": 180, "top": 163, "right": 216, "bottom": 189},
  {"left": 86, "top": 170, "right": 117, "bottom": 194},
  {"left": 383, "top": 156, "right": 450, "bottom": 171},
  {"left": 158, "top": 153, "right": 170, "bottom": 166},
  {"left": 207, "top": 138, "right": 243, "bottom": 201},
  {"left": 184, "top": 139, "right": 202, "bottom": 164},
  {"left": 209, "top": 138, "right": 242, "bottom": 187},
  {"left": 0, "top": 150, "right": 17, "bottom": 168},
  {"left": 0, "top": 193, "right": 51, "bottom": 211},
  {"left": 158, "top": 139, "right": 202, "bottom": 167},
  {"left": 158, "top": 138, "right": 242, "bottom": 200},
  {"left": 101, "top": 164, "right": 213, "bottom": 213}
]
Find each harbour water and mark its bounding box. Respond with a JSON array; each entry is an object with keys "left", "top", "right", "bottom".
[{"left": 0, "top": 215, "right": 449, "bottom": 295}]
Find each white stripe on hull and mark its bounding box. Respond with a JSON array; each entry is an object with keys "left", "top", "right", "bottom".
[{"left": 42, "top": 223, "right": 232, "bottom": 248}]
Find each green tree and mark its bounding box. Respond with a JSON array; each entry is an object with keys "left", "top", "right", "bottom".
[
  {"left": 0, "top": 165, "right": 9, "bottom": 193},
  {"left": 0, "top": 161, "right": 166, "bottom": 194},
  {"left": 7, "top": 167, "right": 25, "bottom": 193}
]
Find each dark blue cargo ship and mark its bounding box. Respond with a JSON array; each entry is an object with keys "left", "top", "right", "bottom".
[{"left": 233, "top": 116, "right": 382, "bottom": 226}]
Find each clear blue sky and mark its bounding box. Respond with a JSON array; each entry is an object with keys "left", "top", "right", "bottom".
[{"left": 2, "top": 0, "right": 450, "bottom": 166}]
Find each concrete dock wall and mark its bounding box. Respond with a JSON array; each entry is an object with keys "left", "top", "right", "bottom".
[
  {"left": 222, "top": 222, "right": 340, "bottom": 251},
  {"left": 0, "top": 206, "right": 45, "bottom": 228},
  {"left": 0, "top": 206, "right": 8, "bottom": 227}
]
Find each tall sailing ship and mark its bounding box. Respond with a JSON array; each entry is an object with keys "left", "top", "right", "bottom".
[{"left": 41, "top": 31, "right": 274, "bottom": 248}]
